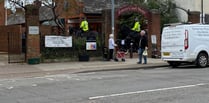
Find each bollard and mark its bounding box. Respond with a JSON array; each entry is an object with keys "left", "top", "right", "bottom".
[{"left": 130, "top": 43, "right": 133, "bottom": 58}]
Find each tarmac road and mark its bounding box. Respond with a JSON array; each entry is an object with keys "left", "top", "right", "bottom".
[{"left": 0, "top": 66, "right": 209, "bottom": 103}]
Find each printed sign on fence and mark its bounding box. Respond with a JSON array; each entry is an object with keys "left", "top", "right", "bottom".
[
  {"left": 45, "top": 36, "right": 72, "bottom": 47},
  {"left": 86, "top": 42, "right": 97, "bottom": 50}
]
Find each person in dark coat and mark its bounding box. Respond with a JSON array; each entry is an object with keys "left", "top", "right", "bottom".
[{"left": 137, "top": 30, "right": 148, "bottom": 64}]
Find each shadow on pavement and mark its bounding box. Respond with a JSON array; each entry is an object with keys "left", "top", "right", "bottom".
[{"left": 169, "top": 64, "right": 208, "bottom": 69}]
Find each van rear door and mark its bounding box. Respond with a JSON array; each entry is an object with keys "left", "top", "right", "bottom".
[{"left": 161, "top": 26, "right": 185, "bottom": 60}]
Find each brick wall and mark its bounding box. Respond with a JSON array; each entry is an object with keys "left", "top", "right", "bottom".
[
  {"left": 188, "top": 11, "right": 200, "bottom": 23},
  {"left": 0, "top": 1, "right": 5, "bottom": 25},
  {"left": 148, "top": 11, "right": 161, "bottom": 57},
  {"left": 25, "top": 5, "right": 41, "bottom": 61},
  {"left": 0, "top": 26, "right": 8, "bottom": 52},
  {"left": 102, "top": 9, "right": 112, "bottom": 47},
  {"left": 40, "top": 25, "right": 52, "bottom": 36}
]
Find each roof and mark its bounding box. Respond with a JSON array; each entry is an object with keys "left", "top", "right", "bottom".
[
  {"left": 7, "top": 13, "right": 25, "bottom": 25},
  {"left": 81, "top": 0, "right": 127, "bottom": 13},
  {"left": 7, "top": 6, "right": 54, "bottom": 25},
  {"left": 7, "top": 0, "right": 128, "bottom": 25}
]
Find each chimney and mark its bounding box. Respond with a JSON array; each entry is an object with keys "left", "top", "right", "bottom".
[{"left": 34, "top": 0, "right": 42, "bottom": 7}]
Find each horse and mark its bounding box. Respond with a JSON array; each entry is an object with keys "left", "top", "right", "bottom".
[{"left": 118, "top": 25, "right": 140, "bottom": 52}]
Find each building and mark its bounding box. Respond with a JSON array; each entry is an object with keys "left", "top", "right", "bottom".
[
  {"left": 0, "top": 0, "right": 6, "bottom": 25},
  {"left": 174, "top": 0, "right": 209, "bottom": 23},
  {"left": 0, "top": 0, "right": 121, "bottom": 33}
]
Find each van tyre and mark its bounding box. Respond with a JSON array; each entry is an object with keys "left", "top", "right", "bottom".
[
  {"left": 196, "top": 53, "right": 208, "bottom": 68},
  {"left": 167, "top": 61, "right": 180, "bottom": 68}
]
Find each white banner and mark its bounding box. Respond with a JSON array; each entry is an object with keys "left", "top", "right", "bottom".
[{"left": 45, "top": 36, "right": 72, "bottom": 47}]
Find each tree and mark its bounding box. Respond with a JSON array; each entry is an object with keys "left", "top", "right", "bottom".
[
  {"left": 155, "top": 0, "right": 179, "bottom": 25},
  {"left": 7, "top": 0, "right": 66, "bottom": 34},
  {"left": 41, "top": 0, "right": 66, "bottom": 33},
  {"left": 123, "top": 0, "right": 180, "bottom": 26}
]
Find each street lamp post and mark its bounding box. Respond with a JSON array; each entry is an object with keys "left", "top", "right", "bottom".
[
  {"left": 4, "top": 0, "right": 7, "bottom": 25},
  {"left": 111, "top": 0, "right": 115, "bottom": 36},
  {"left": 201, "top": 0, "right": 204, "bottom": 24},
  {"left": 5, "top": 7, "right": 7, "bottom": 25}
]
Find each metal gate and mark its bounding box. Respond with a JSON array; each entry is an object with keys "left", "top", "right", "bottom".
[{"left": 8, "top": 32, "right": 26, "bottom": 63}]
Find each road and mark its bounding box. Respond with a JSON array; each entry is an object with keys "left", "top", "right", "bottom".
[{"left": 0, "top": 66, "right": 209, "bottom": 103}]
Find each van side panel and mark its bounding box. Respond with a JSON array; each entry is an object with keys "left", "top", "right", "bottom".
[
  {"left": 162, "top": 24, "right": 209, "bottom": 62},
  {"left": 187, "top": 25, "right": 209, "bottom": 59}
]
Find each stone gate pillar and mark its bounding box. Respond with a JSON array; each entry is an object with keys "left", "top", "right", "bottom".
[
  {"left": 102, "top": 9, "right": 112, "bottom": 47},
  {"left": 188, "top": 11, "right": 200, "bottom": 23},
  {"left": 25, "top": 4, "right": 41, "bottom": 64},
  {"left": 148, "top": 10, "right": 161, "bottom": 58}
]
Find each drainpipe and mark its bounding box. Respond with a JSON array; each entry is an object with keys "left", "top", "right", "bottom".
[{"left": 201, "top": 0, "right": 204, "bottom": 24}]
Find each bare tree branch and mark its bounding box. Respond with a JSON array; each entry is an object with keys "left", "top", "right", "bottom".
[
  {"left": 8, "top": 0, "right": 26, "bottom": 9},
  {"left": 7, "top": 0, "right": 66, "bottom": 34}
]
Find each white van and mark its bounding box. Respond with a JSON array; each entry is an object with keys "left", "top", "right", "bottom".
[{"left": 161, "top": 24, "right": 209, "bottom": 67}]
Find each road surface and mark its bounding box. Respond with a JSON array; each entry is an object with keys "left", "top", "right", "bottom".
[{"left": 0, "top": 66, "right": 209, "bottom": 103}]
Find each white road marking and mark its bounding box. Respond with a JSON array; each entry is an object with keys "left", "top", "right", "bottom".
[
  {"left": 89, "top": 83, "right": 206, "bottom": 100},
  {"left": 67, "top": 76, "right": 72, "bottom": 79},
  {"left": 46, "top": 78, "right": 54, "bottom": 81},
  {"left": 32, "top": 84, "right": 37, "bottom": 87},
  {"left": 7, "top": 86, "right": 14, "bottom": 90},
  {"left": 75, "top": 78, "right": 80, "bottom": 80},
  {"left": 96, "top": 77, "right": 103, "bottom": 79}
]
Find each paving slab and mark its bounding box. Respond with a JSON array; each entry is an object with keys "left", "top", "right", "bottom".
[{"left": 0, "top": 55, "right": 168, "bottom": 79}]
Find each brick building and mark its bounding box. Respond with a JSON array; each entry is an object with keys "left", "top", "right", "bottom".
[
  {"left": 0, "top": 0, "right": 161, "bottom": 59},
  {"left": 0, "top": 0, "right": 5, "bottom": 25}
]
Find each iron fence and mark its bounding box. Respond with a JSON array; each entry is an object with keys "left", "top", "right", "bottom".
[{"left": 8, "top": 32, "right": 26, "bottom": 63}]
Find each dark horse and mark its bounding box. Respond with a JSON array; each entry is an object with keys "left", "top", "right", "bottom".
[
  {"left": 118, "top": 25, "right": 140, "bottom": 52},
  {"left": 69, "top": 27, "right": 98, "bottom": 40}
]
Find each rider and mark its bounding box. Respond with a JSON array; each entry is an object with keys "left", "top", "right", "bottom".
[
  {"left": 132, "top": 17, "right": 141, "bottom": 33},
  {"left": 80, "top": 17, "right": 89, "bottom": 33}
]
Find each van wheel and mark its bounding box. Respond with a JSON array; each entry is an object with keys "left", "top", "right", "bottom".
[
  {"left": 196, "top": 53, "right": 208, "bottom": 68},
  {"left": 167, "top": 61, "right": 180, "bottom": 68}
]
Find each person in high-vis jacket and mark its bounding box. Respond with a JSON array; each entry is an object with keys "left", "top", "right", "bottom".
[
  {"left": 80, "top": 17, "right": 89, "bottom": 32},
  {"left": 132, "top": 18, "right": 141, "bottom": 32}
]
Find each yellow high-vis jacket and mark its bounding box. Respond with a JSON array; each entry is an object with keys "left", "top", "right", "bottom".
[
  {"left": 80, "top": 20, "right": 89, "bottom": 32},
  {"left": 132, "top": 21, "right": 141, "bottom": 32}
]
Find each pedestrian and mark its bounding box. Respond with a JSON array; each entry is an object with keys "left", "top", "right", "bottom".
[
  {"left": 108, "top": 34, "right": 117, "bottom": 61},
  {"left": 137, "top": 30, "right": 148, "bottom": 64}
]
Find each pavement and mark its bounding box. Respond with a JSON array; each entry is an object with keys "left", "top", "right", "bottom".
[{"left": 0, "top": 54, "right": 168, "bottom": 79}]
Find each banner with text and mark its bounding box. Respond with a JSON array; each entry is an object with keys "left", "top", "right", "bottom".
[{"left": 45, "top": 36, "right": 72, "bottom": 47}]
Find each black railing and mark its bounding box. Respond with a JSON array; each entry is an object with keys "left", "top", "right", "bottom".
[{"left": 8, "top": 32, "right": 26, "bottom": 63}]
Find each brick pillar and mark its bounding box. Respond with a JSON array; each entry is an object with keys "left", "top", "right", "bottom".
[
  {"left": 188, "top": 11, "right": 200, "bottom": 24},
  {"left": 0, "top": 1, "right": 5, "bottom": 25},
  {"left": 102, "top": 9, "right": 112, "bottom": 47},
  {"left": 148, "top": 10, "right": 161, "bottom": 58},
  {"left": 25, "top": 4, "right": 40, "bottom": 64}
]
